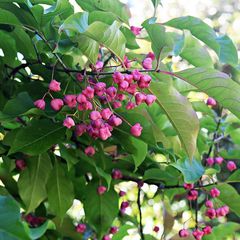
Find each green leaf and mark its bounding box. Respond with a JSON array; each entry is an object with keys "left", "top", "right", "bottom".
[
  {"left": 18, "top": 154, "right": 52, "bottom": 212},
  {"left": 151, "top": 0, "right": 161, "bottom": 8},
  {"left": 60, "top": 144, "right": 79, "bottom": 170},
  {"left": 115, "top": 130, "right": 147, "bottom": 170},
  {"left": 227, "top": 169, "right": 240, "bottom": 183},
  {"left": 42, "top": 0, "right": 74, "bottom": 26},
  {"left": 0, "top": 196, "right": 30, "bottom": 240},
  {"left": 59, "top": 12, "right": 89, "bottom": 36},
  {"left": 213, "top": 183, "right": 240, "bottom": 217},
  {"left": 76, "top": 0, "right": 130, "bottom": 24},
  {"left": 46, "top": 161, "right": 74, "bottom": 219},
  {"left": 142, "top": 19, "right": 173, "bottom": 59},
  {"left": 172, "top": 158, "right": 204, "bottom": 183},
  {"left": 8, "top": 119, "right": 66, "bottom": 155},
  {"left": 176, "top": 67, "right": 240, "bottom": 119},
  {"left": 112, "top": 225, "right": 133, "bottom": 240},
  {"left": 143, "top": 166, "right": 180, "bottom": 185},
  {"left": 165, "top": 16, "right": 238, "bottom": 65},
  {"left": 0, "top": 9, "right": 22, "bottom": 27},
  {"left": 82, "top": 182, "right": 119, "bottom": 238},
  {"left": 121, "top": 27, "right": 140, "bottom": 50},
  {"left": 149, "top": 78, "right": 199, "bottom": 159},
  {"left": 3, "top": 92, "right": 34, "bottom": 118},
  {"left": 180, "top": 31, "right": 213, "bottom": 67},
  {"left": 29, "top": 220, "right": 55, "bottom": 240},
  {"left": 84, "top": 21, "right": 126, "bottom": 62}
]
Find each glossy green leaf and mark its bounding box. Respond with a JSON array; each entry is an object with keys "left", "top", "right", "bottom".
[
  {"left": 3, "top": 92, "right": 34, "bottom": 118},
  {"left": 121, "top": 26, "right": 140, "bottom": 49},
  {"left": 143, "top": 166, "right": 180, "bottom": 185},
  {"left": 227, "top": 169, "right": 240, "bottom": 182},
  {"left": 172, "top": 158, "right": 204, "bottom": 183},
  {"left": 165, "top": 16, "right": 238, "bottom": 65},
  {"left": 46, "top": 161, "right": 74, "bottom": 219},
  {"left": 180, "top": 31, "right": 213, "bottom": 67},
  {"left": 82, "top": 182, "right": 119, "bottom": 238},
  {"left": 112, "top": 225, "right": 133, "bottom": 240},
  {"left": 142, "top": 19, "right": 173, "bottom": 59},
  {"left": 0, "top": 9, "right": 22, "bottom": 27},
  {"left": 29, "top": 220, "right": 55, "bottom": 240},
  {"left": 149, "top": 78, "right": 199, "bottom": 159},
  {"left": 176, "top": 67, "right": 240, "bottom": 118},
  {"left": 18, "top": 154, "right": 52, "bottom": 212},
  {"left": 115, "top": 130, "right": 147, "bottom": 170},
  {"left": 0, "top": 196, "right": 30, "bottom": 240},
  {"left": 84, "top": 21, "right": 126, "bottom": 62},
  {"left": 8, "top": 119, "right": 66, "bottom": 155},
  {"left": 76, "top": 0, "right": 130, "bottom": 24}
]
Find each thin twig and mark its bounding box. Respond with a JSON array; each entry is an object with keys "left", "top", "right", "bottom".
[{"left": 137, "top": 188, "right": 144, "bottom": 240}]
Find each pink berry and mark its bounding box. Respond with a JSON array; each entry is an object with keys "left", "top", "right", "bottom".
[
  {"left": 108, "top": 115, "right": 122, "bottom": 127},
  {"left": 205, "top": 208, "right": 216, "bottom": 219},
  {"left": 113, "top": 72, "right": 124, "bottom": 84},
  {"left": 76, "top": 73, "right": 84, "bottom": 82},
  {"left": 50, "top": 98, "right": 64, "bottom": 111},
  {"left": 138, "top": 75, "right": 151, "bottom": 88},
  {"left": 119, "top": 80, "right": 129, "bottom": 90},
  {"left": 77, "top": 93, "right": 87, "bottom": 103},
  {"left": 123, "top": 56, "right": 131, "bottom": 68},
  {"left": 126, "top": 101, "right": 136, "bottom": 110},
  {"left": 179, "top": 229, "right": 190, "bottom": 238},
  {"left": 63, "top": 117, "right": 75, "bottom": 129},
  {"left": 227, "top": 161, "right": 237, "bottom": 171},
  {"left": 34, "top": 99, "right": 45, "bottom": 110},
  {"left": 130, "top": 26, "right": 142, "bottom": 35},
  {"left": 102, "top": 235, "right": 111, "bottom": 240},
  {"left": 95, "top": 61, "right": 104, "bottom": 71},
  {"left": 112, "top": 101, "right": 122, "bottom": 109},
  {"left": 119, "top": 190, "right": 126, "bottom": 197},
  {"left": 192, "top": 229, "right": 204, "bottom": 240},
  {"left": 147, "top": 52, "right": 155, "bottom": 61},
  {"left": 109, "top": 226, "right": 118, "bottom": 234},
  {"left": 207, "top": 97, "right": 217, "bottom": 107},
  {"left": 135, "top": 92, "right": 146, "bottom": 105},
  {"left": 216, "top": 207, "right": 226, "bottom": 217},
  {"left": 64, "top": 94, "right": 77, "bottom": 108},
  {"left": 49, "top": 79, "right": 61, "bottom": 92},
  {"left": 101, "top": 108, "right": 112, "bottom": 120},
  {"left": 214, "top": 156, "right": 224, "bottom": 165},
  {"left": 205, "top": 200, "right": 214, "bottom": 208},
  {"left": 97, "top": 186, "right": 107, "bottom": 195},
  {"left": 99, "top": 127, "right": 112, "bottom": 140},
  {"left": 76, "top": 223, "right": 86, "bottom": 233},
  {"left": 142, "top": 57, "right": 152, "bottom": 70},
  {"left": 131, "top": 69, "right": 142, "bottom": 81},
  {"left": 120, "top": 201, "right": 129, "bottom": 210},
  {"left": 75, "top": 123, "right": 87, "bottom": 136},
  {"left": 183, "top": 183, "right": 194, "bottom": 190},
  {"left": 203, "top": 226, "right": 212, "bottom": 235},
  {"left": 187, "top": 189, "right": 198, "bottom": 201},
  {"left": 90, "top": 111, "right": 102, "bottom": 121},
  {"left": 84, "top": 146, "right": 95, "bottom": 156},
  {"left": 153, "top": 226, "right": 160, "bottom": 233},
  {"left": 83, "top": 86, "right": 94, "bottom": 99},
  {"left": 145, "top": 94, "right": 156, "bottom": 106},
  {"left": 15, "top": 159, "right": 26, "bottom": 170},
  {"left": 106, "top": 86, "right": 117, "bottom": 98},
  {"left": 206, "top": 157, "right": 214, "bottom": 167},
  {"left": 209, "top": 187, "right": 220, "bottom": 198},
  {"left": 130, "top": 123, "right": 143, "bottom": 137},
  {"left": 112, "top": 169, "right": 123, "bottom": 179}
]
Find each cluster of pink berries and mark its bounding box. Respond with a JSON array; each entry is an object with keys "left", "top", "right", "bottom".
[
  {"left": 205, "top": 188, "right": 229, "bottom": 219},
  {"left": 76, "top": 223, "right": 118, "bottom": 240},
  {"left": 180, "top": 184, "right": 229, "bottom": 239},
  {"left": 206, "top": 156, "right": 237, "bottom": 172},
  {"left": 23, "top": 213, "right": 46, "bottom": 228},
  {"left": 34, "top": 53, "right": 157, "bottom": 142}
]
